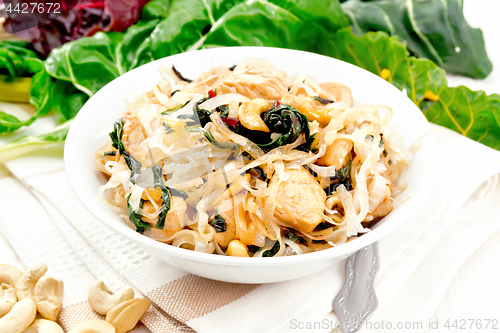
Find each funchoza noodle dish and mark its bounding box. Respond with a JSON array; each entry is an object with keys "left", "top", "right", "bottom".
[{"left": 95, "top": 58, "right": 412, "bottom": 258}]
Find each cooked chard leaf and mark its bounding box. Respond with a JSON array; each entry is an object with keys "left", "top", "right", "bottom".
[
  {"left": 123, "top": 152, "right": 142, "bottom": 183},
  {"left": 163, "top": 122, "right": 174, "bottom": 134},
  {"left": 172, "top": 65, "right": 193, "bottom": 82},
  {"left": 261, "top": 102, "right": 315, "bottom": 152},
  {"left": 262, "top": 241, "right": 280, "bottom": 257},
  {"left": 193, "top": 97, "right": 211, "bottom": 127},
  {"left": 170, "top": 188, "right": 189, "bottom": 200},
  {"left": 341, "top": 0, "right": 492, "bottom": 79},
  {"left": 162, "top": 100, "right": 190, "bottom": 114},
  {"left": 127, "top": 196, "right": 150, "bottom": 233},
  {"left": 234, "top": 102, "right": 316, "bottom": 152},
  {"left": 313, "top": 96, "right": 334, "bottom": 104},
  {"left": 337, "top": 161, "right": 352, "bottom": 183},
  {"left": 216, "top": 104, "right": 230, "bottom": 118},
  {"left": 109, "top": 118, "right": 125, "bottom": 154},
  {"left": 101, "top": 151, "right": 117, "bottom": 157},
  {"left": 325, "top": 160, "right": 352, "bottom": 195},
  {"left": 284, "top": 229, "right": 299, "bottom": 242},
  {"left": 209, "top": 208, "right": 227, "bottom": 233},
  {"left": 152, "top": 164, "right": 172, "bottom": 230}
]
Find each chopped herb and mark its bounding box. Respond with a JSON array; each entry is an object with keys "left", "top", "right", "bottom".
[
  {"left": 193, "top": 97, "right": 211, "bottom": 127},
  {"left": 101, "top": 151, "right": 116, "bottom": 157},
  {"left": 161, "top": 100, "right": 189, "bottom": 115},
  {"left": 186, "top": 127, "right": 234, "bottom": 149},
  {"left": 126, "top": 196, "right": 150, "bottom": 233},
  {"left": 170, "top": 90, "right": 179, "bottom": 97},
  {"left": 170, "top": 187, "right": 188, "bottom": 200},
  {"left": 172, "top": 65, "right": 192, "bottom": 83},
  {"left": 325, "top": 161, "right": 352, "bottom": 194},
  {"left": 284, "top": 229, "right": 299, "bottom": 242},
  {"left": 262, "top": 241, "right": 280, "bottom": 257},
  {"left": 312, "top": 239, "right": 327, "bottom": 244},
  {"left": 383, "top": 149, "right": 388, "bottom": 157},
  {"left": 177, "top": 114, "right": 195, "bottom": 120},
  {"left": 379, "top": 133, "right": 385, "bottom": 147},
  {"left": 315, "top": 222, "right": 332, "bottom": 231},
  {"left": 163, "top": 122, "right": 174, "bottom": 134},
  {"left": 209, "top": 208, "right": 227, "bottom": 233},
  {"left": 109, "top": 118, "right": 125, "bottom": 154},
  {"left": 337, "top": 161, "right": 351, "bottom": 183},
  {"left": 217, "top": 104, "right": 229, "bottom": 118},
  {"left": 152, "top": 164, "right": 171, "bottom": 230},
  {"left": 123, "top": 152, "right": 142, "bottom": 183},
  {"left": 109, "top": 118, "right": 142, "bottom": 183},
  {"left": 388, "top": 159, "right": 393, "bottom": 165},
  {"left": 313, "top": 96, "right": 334, "bottom": 104}
]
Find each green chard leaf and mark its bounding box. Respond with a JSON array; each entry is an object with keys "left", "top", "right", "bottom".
[
  {"left": 235, "top": 102, "right": 316, "bottom": 153},
  {"left": 203, "top": 0, "right": 348, "bottom": 52},
  {"left": 149, "top": 0, "right": 244, "bottom": 59},
  {"left": 341, "top": 0, "right": 492, "bottom": 79},
  {"left": 321, "top": 28, "right": 500, "bottom": 150},
  {"left": 124, "top": 152, "right": 142, "bottom": 183},
  {"left": 262, "top": 241, "right": 280, "bottom": 257},
  {"left": 127, "top": 196, "right": 151, "bottom": 233},
  {"left": 0, "top": 40, "right": 39, "bottom": 78},
  {"left": 109, "top": 118, "right": 125, "bottom": 154},
  {"left": 152, "top": 164, "right": 172, "bottom": 230},
  {"left": 0, "top": 120, "right": 72, "bottom": 163},
  {"left": 209, "top": 208, "right": 227, "bottom": 233}
]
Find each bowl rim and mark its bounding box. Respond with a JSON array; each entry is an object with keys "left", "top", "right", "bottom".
[{"left": 65, "top": 46, "right": 437, "bottom": 267}]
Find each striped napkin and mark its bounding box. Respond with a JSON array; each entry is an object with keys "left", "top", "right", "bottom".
[
  {"left": 1, "top": 124, "right": 500, "bottom": 333},
  {"left": 0, "top": 169, "right": 177, "bottom": 332}
]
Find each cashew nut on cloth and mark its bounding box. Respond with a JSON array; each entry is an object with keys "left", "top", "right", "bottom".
[
  {"left": 33, "top": 276, "right": 64, "bottom": 320},
  {"left": 87, "top": 280, "right": 134, "bottom": 315},
  {"left": 0, "top": 298, "right": 37, "bottom": 333},
  {"left": 0, "top": 283, "right": 17, "bottom": 318},
  {"left": 16, "top": 263, "right": 48, "bottom": 301},
  {"left": 106, "top": 298, "right": 151, "bottom": 333}
]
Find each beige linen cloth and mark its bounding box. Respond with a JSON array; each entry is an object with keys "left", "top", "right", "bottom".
[{"left": 1, "top": 123, "right": 500, "bottom": 333}]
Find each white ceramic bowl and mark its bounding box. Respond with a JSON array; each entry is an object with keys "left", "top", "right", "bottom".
[{"left": 65, "top": 46, "right": 437, "bottom": 284}]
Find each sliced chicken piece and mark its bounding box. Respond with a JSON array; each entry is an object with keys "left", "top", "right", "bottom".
[
  {"left": 220, "top": 58, "right": 288, "bottom": 100},
  {"left": 268, "top": 168, "right": 327, "bottom": 233}
]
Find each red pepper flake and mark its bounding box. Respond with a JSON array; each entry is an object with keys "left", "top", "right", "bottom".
[
  {"left": 275, "top": 100, "right": 281, "bottom": 106},
  {"left": 221, "top": 118, "right": 239, "bottom": 127},
  {"left": 208, "top": 90, "right": 216, "bottom": 99}
]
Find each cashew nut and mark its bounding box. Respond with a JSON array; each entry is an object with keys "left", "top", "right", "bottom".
[
  {"left": 17, "top": 263, "right": 48, "bottom": 301},
  {"left": 0, "top": 298, "right": 37, "bottom": 333},
  {"left": 106, "top": 298, "right": 150, "bottom": 333},
  {"left": 87, "top": 281, "right": 134, "bottom": 315},
  {"left": 0, "top": 264, "right": 23, "bottom": 287},
  {"left": 67, "top": 320, "right": 116, "bottom": 333},
  {"left": 21, "top": 319, "right": 63, "bottom": 333},
  {"left": 238, "top": 98, "right": 270, "bottom": 132},
  {"left": 33, "top": 276, "right": 64, "bottom": 321},
  {"left": 0, "top": 283, "right": 17, "bottom": 318}
]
